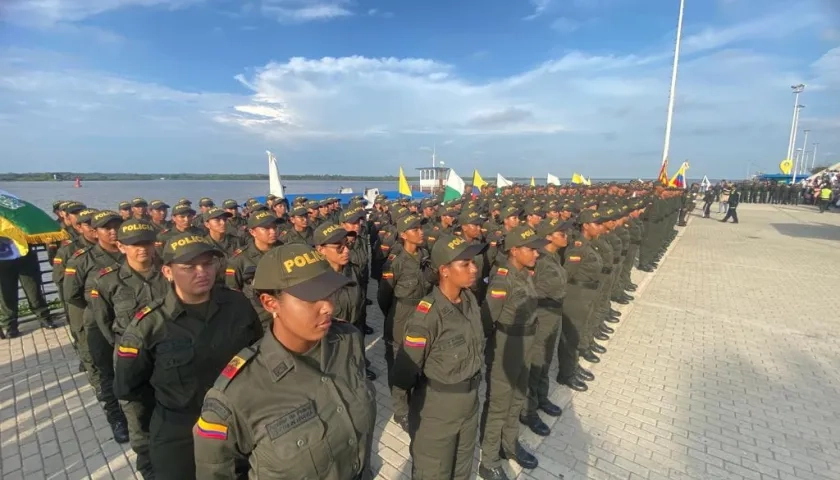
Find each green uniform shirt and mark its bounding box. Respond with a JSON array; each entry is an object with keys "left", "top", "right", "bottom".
[{"left": 193, "top": 323, "right": 376, "bottom": 480}]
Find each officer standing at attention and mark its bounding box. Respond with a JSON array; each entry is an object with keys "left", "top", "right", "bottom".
[
  {"left": 478, "top": 225, "right": 545, "bottom": 480},
  {"left": 64, "top": 210, "right": 130, "bottom": 442},
  {"left": 148, "top": 200, "right": 172, "bottom": 232},
  {"left": 87, "top": 218, "right": 168, "bottom": 479},
  {"left": 519, "top": 218, "right": 569, "bottom": 437},
  {"left": 119, "top": 201, "right": 132, "bottom": 220},
  {"left": 280, "top": 204, "right": 314, "bottom": 245},
  {"left": 377, "top": 214, "right": 434, "bottom": 431},
  {"left": 341, "top": 205, "right": 374, "bottom": 335},
  {"left": 193, "top": 244, "right": 376, "bottom": 479},
  {"left": 131, "top": 198, "right": 149, "bottom": 220},
  {"left": 457, "top": 209, "right": 490, "bottom": 303},
  {"left": 225, "top": 210, "right": 279, "bottom": 328},
  {"left": 391, "top": 234, "right": 487, "bottom": 480},
  {"left": 114, "top": 232, "right": 263, "bottom": 480},
  {"left": 191, "top": 197, "right": 215, "bottom": 234},
  {"left": 203, "top": 207, "right": 243, "bottom": 256},
  {"left": 156, "top": 204, "right": 202, "bottom": 255}
]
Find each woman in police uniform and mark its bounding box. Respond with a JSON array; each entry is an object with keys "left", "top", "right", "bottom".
[
  {"left": 193, "top": 243, "right": 376, "bottom": 480},
  {"left": 391, "top": 234, "right": 487, "bottom": 480}
]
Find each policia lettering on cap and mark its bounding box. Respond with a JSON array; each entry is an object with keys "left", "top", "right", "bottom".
[{"left": 194, "top": 243, "right": 377, "bottom": 479}]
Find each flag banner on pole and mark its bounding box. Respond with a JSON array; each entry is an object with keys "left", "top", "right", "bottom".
[
  {"left": 398, "top": 167, "right": 412, "bottom": 197},
  {"left": 546, "top": 173, "right": 561, "bottom": 186},
  {"left": 472, "top": 169, "right": 487, "bottom": 190},
  {"left": 571, "top": 173, "right": 585, "bottom": 185},
  {"left": 668, "top": 161, "right": 689, "bottom": 188},
  {"left": 443, "top": 169, "right": 465, "bottom": 203},
  {"left": 496, "top": 174, "right": 513, "bottom": 188},
  {"left": 657, "top": 160, "right": 669, "bottom": 186}
]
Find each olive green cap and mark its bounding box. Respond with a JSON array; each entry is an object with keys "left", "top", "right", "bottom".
[
  {"left": 199, "top": 197, "right": 214, "bottom": 207},
  {"left": 172, "top": 204, "right": 196, "bottom": 217},
  {"left": 117, "top": 219, "right": 158, "bottom": 245},
  {"left": 504, "top": 226, "right": 549, "bottom": 251},
  {"left": 440, "top": 206, "right": 459, "bottom": 217},
  {"left": 458, "top": 209, "right": 484, "bottom": 226},
  {"left": 77, "top": 208, "right": 98, "bottom": 223},
  {"left": 248, "top": 210, "right": 278, "bottom": 229},
  {"left": 305, "top": 200, "right": 319, "bottom": 210},
  {"left": 64, "top": 202, "right": 87, "bottom": 214},
  {"left": 52, "top": 200, "right": 65, "bottom": 211},
  {"left": 161, "top": 232, "right": 222, "bottom": 264},
  {"left": 203, "top": 207, "right": 231, "bottom": 222},
  {"left": 91, "top": 210, "right": 123, "bottom": 228},
  {"left": 313, "top": 223, "right": 350, "bottom": 246},
  {"left": 500, "top": 206, "right": 522, "bottom": 219},
  {"left": 149, "top": 200, "right": 170, "bottom": 210},
  {"left": 431, "top": 234, "right": 487, "bottom": 268},
  {"left": 222, "top": 199, "right": 239, "bottom": 209},
  {"left": 340, "top": 206, "right": 366, "bottom": 223},
  {"left": 537, "top": 218, "right": 574, "bottom": 237},
  {"left": 396, "top": 214, "right": 423, "bottom": 233},
  {"left": 577, "top": 209, "right": 602, "bottom": 224},
  {"left": 524, "top": 204, "right": 544, "bottom": 217},
  {"left": 252, "top": 244, "right": 351, "bottom": 301},
  {"left": 131, "top": 197, "right": 148, "bottom": 207},
  {"left": 118, "top": 201, "right": 131, "bottom": 211},
  {"left": 289, "top": 205, "right": 308, "bottom": 217},
  {"left": 178, "top": 198, "right": 192, "bottom": 205}
]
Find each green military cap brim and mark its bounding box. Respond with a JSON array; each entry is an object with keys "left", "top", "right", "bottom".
[
  {"left": 248, "top": 211, "right": 279, "bottom": 229},
  {"left": 537, "top": 218, "right": 574, "bottom": 237},
  {"left": 149, "top": 200, "right": 170, "bottom": 210},
  {"left": 52, "top": 200, "right": 65, "bottom": 211},
  {"left": 77, "top": 209, "right": 98, "bottom": 223},
  {"left": 431, "top": 234, "right": 488, "bottom": 268},
  {"left": 397, "top": 215, "right": 423, "bottom": 234},
  {"left": 91, "top": 210, "right": 123, "bottom": 228},
  {"left": 289, "top": 206, "right": 308, "bottom": 217},
  {"left": 340, "top": 207, "right": 366, "bottom": 223},
  {"left": 204, "top": 208, "right": 232, "bottom": 222},
  {"left": 117, "top": 219, "right": 158, "bottom": 245},
  {"left": 62, "top": 202, "right": 85, "bottom": 214},
  {"left": 118, "top": 201, "right": 131, "bottom": 210},
  {"left": 504, "top": 226, "right": 549, "bottom": 251},
  {"left": 199, "top": 198, "right": 215, "bottom": 207},
  {"left": 131, "top": 198, "right": 148, "bottom": 207},
  {"left": 252, "top": 244, "right": 351, "bottom": 301},
  {"left": 172, "top": 205, "right": 197, "bottom": 216},
  {"left": 162, "top": 234, "right": 223, "bottom": 264},
  {"left": 313, "top": 224, "right": 350, "bottom": 246},
  {"left": 222, "top": 200, "right": 239, "bottom": 209}
]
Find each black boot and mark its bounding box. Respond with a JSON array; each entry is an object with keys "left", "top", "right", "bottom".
[
  {"left": 393, "top": 414, "right": 409, "bottom": 433},
  {"left": 538, "top": 399, "right": 562, "bottom": 417},
  {"left": 594, "top": 331, "right": 610, "bottom": 341},
  {"left": 581, "top": 350, "right": 600, "bottom": 363},
  {"left": 111, "top": 420, "right": 129, "bottom": 443},
  {"left": 500, "top": 442, "right": 539, "bottom": 470},
  {"left": 478, "top": 464, "right": 509, "bottom": 480},
  {"left": 576, "top": 365, "right": 595, "bottom": 381},
  {"left": 600, "top": 325, "right": 614, "bottom": 334},
  {"left": 519, "top": 414, "right": 550, "bottom": 436},
  {"left": 590, "top": 343, "right": 607, "bottom": 354}
]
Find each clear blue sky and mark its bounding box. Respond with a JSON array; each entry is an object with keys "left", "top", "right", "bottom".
[{"left": 1, "top": 0, "right": 838, "bottom": 178}]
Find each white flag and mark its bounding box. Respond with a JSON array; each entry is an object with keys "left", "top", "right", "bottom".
[
  {"left": 496, "top": 174, "right": 513, "bottom": 188},
  {"left": 546, "top": 173, "right": 561, "bottom": 186}
]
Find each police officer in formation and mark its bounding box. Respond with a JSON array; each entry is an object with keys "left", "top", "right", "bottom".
[{"left": 38, "top": 181, "right": 684, "bottom": 480}]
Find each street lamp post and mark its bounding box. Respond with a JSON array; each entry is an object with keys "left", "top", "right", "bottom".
[
  {"left": 799, "top": 129, "right": 810, "bottom": 176},
  {"left": 812, "top": 143, "right": 819, "bottom": 170},
  {"left": 790, "top": 105, "right": 805, "bottom": 182},
  {"left": 786, "top": 84, "right": 805, "bottom": 162},
  {"left": 660, "top": 0, "right": 685, "bottom": 169}
]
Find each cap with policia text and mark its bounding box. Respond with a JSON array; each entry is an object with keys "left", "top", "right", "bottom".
[
  {"left": 149, "top": 200, "right": 170, "bottom": 210},
  {"left": 289, "top": 205, "right": 308, "bottom": 217},
  {"left": 178, "top": 198, "right": 192, "bottom": 206},
  {"left": 248, "top": 211, "right": 278, "bottom": 229},
  {"left": 577, "top": 209, "right": 602, "bottom": 224},
  {"left": 458, "top": 209, "right": 484, "bottom": 226},
  {"left": 396, "top": 214, "right": 423, "bottom": 234},
  {"left": 52, "top": 200, "right": 65, "bottom": 211},
  {"left": 313, "top": 223, "right": 351, "bottom": 246},
  {"left": 431, "top": 234, "right": 488, "bottom": 268},
  {"left": 64, "top": 202, "right": 86, "bottom": 214},
  {"left": 199, "top": 197, "right": 215, "bottom": 207},
  {"left": 118, "top": 201, "right": 131, "bottom": 211},
  {"left": 222, "top": 199, "right": 239, "bottom": 209},
  {"left": 504, "top": 226, "right": 549, "bottom": 251},
  {"left": 131, "top": 198, "right": 148, "bottom": 207},
  {"left": 203, "top": 207, "right": 231, "bottom": 222},
  {"left": 91, "top": 210, "right": 123, "bottom": 228},
  {"left": 77, "top": 209, "right": 99, "bottom": 224},
  {"left": 252, "top": 244, "right": 352, "bottom": 301},
  {"left": 537, "top": 218, "right": 574, "bottom": 237},
  {"left": 161, "top": 232, "right": 223, "bottom": 264},
  {"left": 118, "top": 219, "right": 158, "bottom": 245},
  {"left": 501, "top": 206, "right": 522, "bottom": 219},
  {"left": 340, "top": 206, "right": 366, "bottom": 223},
  {"left": 172, "top": 204, "right": 196, "bottom": 217}
]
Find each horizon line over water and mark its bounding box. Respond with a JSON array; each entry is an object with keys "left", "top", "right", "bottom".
[{"left": 6, "top": 178, "right": 725, "bottom": 214}]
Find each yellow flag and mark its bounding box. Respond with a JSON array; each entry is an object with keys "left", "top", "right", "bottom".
[
  {"left": 779, "top": 159, "right": 793, "bottom": 175},
  {"left": 398, "top": 167, "right": 412, "bottom": 197},
  {"left": 472, "top": 169, "right": 487, "bottom": 190},
  {"left": 530, "top": 177, "right": 536, "bottom": 187},
  {"left": 571, "top": 173, "right": 585, "bottom": 184}
]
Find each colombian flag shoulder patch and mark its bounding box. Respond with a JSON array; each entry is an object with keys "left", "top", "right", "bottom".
[
  {"left": 195, "top": 417, "right": 228, "bottom": 440},
  {"left": 64, "top": 267, "right": 76, "bottom": 276},
  {"left": 404, "top": 336, "right": 427, "bottom": 348},
  {"left": 225, "top": 268, "right": 236, "bottom": 276},
  {"left": 220, "top": 355, "right": 247, "bottom": 380},
  {"left": 135, "top": 305, "right": 153, "bottom": 320},
  {"left": 381, "top": 272, "right": 394, "bottom": 280},
  {"left": 416, "top": 300, "right": 432, "bottom": 314},
  {"left": 496, "top": 267, "right": 508, "bottom": 277},
  {"left": 117, "top": 345, "right": 138, "bottom": 358},
  {"left": 90, "top": 289, "right": 99, "bottom": 298},
  {"left": 568, "top": 255, "right": 581, "bottom": 263},
  {"left": 490, "top": 290, "right": 507, "bottom": 299}
]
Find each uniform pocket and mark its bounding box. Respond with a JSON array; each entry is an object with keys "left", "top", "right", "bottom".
[
  {"left": 262, "top": 415, "right": 333, "bottom": 480},
  {"left": 156, "top": 341, "right": 194, "bottom": 386}
]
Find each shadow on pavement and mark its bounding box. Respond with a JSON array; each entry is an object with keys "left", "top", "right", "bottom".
[{"left": 770, "top": 223, "right": 840, "bottom": 242}]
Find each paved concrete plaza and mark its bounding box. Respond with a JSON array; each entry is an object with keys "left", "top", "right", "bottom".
[{"left": 1, "top": 203, "right": 839, "bottom": 479}]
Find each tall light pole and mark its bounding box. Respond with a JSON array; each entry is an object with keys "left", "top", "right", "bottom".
[
  {"left": 812, "top": 142, "right": 819, "bottom": 170},
  {"left": 799, "top": 129, "right": 810, "bottom": 175},
  {"left": 786, "top": 84, "right": 805, "bottom": 162},
  {"left": 660, "top": 0, "right": 685, "bottom": 168},
  {"left": 793, "top": 127, "right": 809, "bottom": 182},
  {"left": 790, "top": 104, "right": 804, "bottom": 181}
]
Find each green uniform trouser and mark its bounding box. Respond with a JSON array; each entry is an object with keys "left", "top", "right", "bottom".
[
  {"left": 385, "top": 314, "right": 410, "bottom": 418},
  {"left": 581, "top": 273, "right": 611, "bottom": 354},
  {"left": 621, "top": 244, "right": 639, "bottom": 287},
  {"left": 479, "top": 326, "right": 535, "bottom": 468},
  {"left": 85, "top": 311, "right": 125, "bottom": 423},
  {"left": 523, "top": 306, "right": 561, "bottom": 418},
  {"left": 67, "top": 303, "right": 99, "bottom": 387},
  {"left": 0, "top": 250, "right": 52, "bottom": 329},
  {"left": 150, "top": 408, "right": 197, "bottom": 480},
  {"left": 610, "top": 256, "right": 627, "bottom": 299},
  {"left": 113, "top": 334, "right": 155, "bottom": 479},
  {"left": 557, "top": 285, "right": 598, "bottom": 378},
  {"left": 409, "top": 378, "right": 479, "bottom": 480}
]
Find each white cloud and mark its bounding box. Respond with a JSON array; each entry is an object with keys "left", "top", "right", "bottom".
[
  {"left": 2, "top": 0, "right": 204, "bottom": 26},
  {"left": 523, "top": 0, "right": 552, "bottom": 20},
  {"left": 260, "top": 0, "right": 352, "bottom": 22},
  {"left": 681, "top": 11, "right": 825, "bottom": 54}
]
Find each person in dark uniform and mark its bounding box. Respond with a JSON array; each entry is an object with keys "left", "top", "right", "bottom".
[
  {"left": 377, "top": 214, "right": 434, "bottom": 431},
  {"left": 391, "top": 234, "right": 487, "bottom": 480},
  {"left": 156, "top": 204, "right": 202, "bottom": 256},
  {"left": 149, "top": 200, "right": 171, "bottom": 232},
  {"left": 225, "top": 210, "right": 279, "bottom": 328},
  {"left": 113, "top": 232, "right": 263, "bottom": 480},
  {"left": 119, "top": 201, "right": 132, "bottom": 220},
  {"left": 131, "top": 198, "right": 149, "bottom": 220},
  {"left": 280, "top": 204, "right": 314, "bottom": 245},
  {"left": 0, "top": 241, "right": 58, "bottom": 338},
  {"left": 478, "top": 226, "right": 546, "bottom": 480},
  {"left": 202, "top": 207, "right": 243, "bottom": 256},
  {"left": 519, "top": 218, "right": 570, "bottom": 437},
  {"left": 458, "top": 208, "right": 490, "bottom": 303},
  {"left": 721, "top": 188, "right": 740, "bottom": 223},
  {"left": 88, "top": 218, "right": 168, "bottom": 478},
  {"left": 222, "top": 199, "right": 247, "bottom": 238},
  {"left": 341, "top": 205, "right": 374, "bottom": 335},
  {"left": 64, "top": 210, "right": 129, "bottom": 442},
  {"left": 193, "top": 243, "right": 376, "bottom": 479}
]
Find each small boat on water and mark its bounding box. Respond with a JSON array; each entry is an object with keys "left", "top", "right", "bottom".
[{"left": 259, "top": 151, "right": 435, "bottom": 206}]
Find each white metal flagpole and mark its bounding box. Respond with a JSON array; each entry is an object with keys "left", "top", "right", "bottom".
[{"left": 661, "top": 0, "right": 685, "bottom": 168}]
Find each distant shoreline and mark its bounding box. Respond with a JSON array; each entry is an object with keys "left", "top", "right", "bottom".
[{"left": 0, "top": 173, "right": 417, "bottom": 182}]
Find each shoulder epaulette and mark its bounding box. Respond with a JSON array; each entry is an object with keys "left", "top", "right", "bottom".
[
  {"left": 133, "top": 299, "right": 163, "bottom": 322},
  {"left": 61, "top": 239, "right": 72, "bottom": 246},
  {"left": 99, "top": 265, "right": 117, "bottom": 277},
  {"left": 496, "top": 267, "right": 508, "bottom": 276},
  {"left": 574, "top": 240, "right": 583, "bottom": 247},
  {"left": 232, "top": 248, "right": 244, "bottom": 257},
  {"left": 415, "top": 298, "right": 433, "bottom": 314},
  {"left": 71, "top": 247, "right": 90, "bottom": 258},
  {"left": 214, "top": 346, "right": 258, "bottom": 391},
  {"left": 161, "top": 228, "right": 170, "bottom": 235}
]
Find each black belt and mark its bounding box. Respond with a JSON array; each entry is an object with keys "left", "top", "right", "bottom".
[
  {"left": 568, "top": 278, "right": 599, "bottom": 290},
  {"left": 620, "top": 250, "right": 628, "bottom": 256},
  {"left": 494, "top": 322, "right": 537, "bottom": 336},
  {"left": 601, "top": 267, "right": 613, "bottom": 274},
  {"left": 426, "top": 372, "right": 481, "bottom": 393}
]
